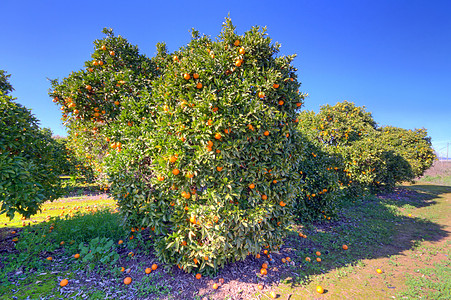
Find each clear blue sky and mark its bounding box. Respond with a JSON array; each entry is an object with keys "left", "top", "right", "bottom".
[{"left": 1, "top": 0, "right": 450, "bottom": 157}]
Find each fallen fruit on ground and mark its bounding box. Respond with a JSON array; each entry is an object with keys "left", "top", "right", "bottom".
[
  {"left": 377, "top": 269, "right": 383, "bottom": 274},
  {"left": 316, "top": 285, "right": 324, "bottom": 294},
  {"left": 60, "top": 279, "right": 68, "bottom": 287}
]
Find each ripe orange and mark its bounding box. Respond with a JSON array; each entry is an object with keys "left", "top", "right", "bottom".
[
  {"left": 269, "top": 291, "right": 276, "bottom": 298},
  {"left": 235, "top": 59, "right": 242, "bottom": 67},
  {"left": 124, "top": 277, "right": 132, "bottom": 285},
  {"left": 376, "top": 269, "right": 383, "bottom": 274},
  {"left": 213, "top": 283, "right": 218, "bottom": 289},
  {"left": 273, "top": 83, "right": 279, "bottom": 89},
  {"left": 46, "top": 257, "right": 53, "bottom": 261},
  {"left": 151, "top": 264, "right": 158, "bottom": 271},
  {"left": 278, "top": 100, "right": 284, "bottom": 105},
  {"left": 195, "top": 273, "right": 202, "bottom": 279},
  {"left": 74, "top": 254, "right": 80, "bottom": 259},
  {"left": 196, "top": 82, "right": 202, "bottom": 89},
  {"left": 273, "top": 180, "right": 277, "bottom": 184},
  {"left": 216, "top": 166, "right": 223, "bottom": 171},
  {"left": 260, "top": 268, "right": 267, "bottom": 275},
  {"left": 190, "top": 215, "right": 196, "bottom": 224},
  {"left": 296, "top": 102, "right": 302, "bottom": 107},
  {"left": 110, "top": 51, "right": 115, "bottom": 56},
  {"left": 261, "top": 195, "right": 268, "bottom": 200},
  {"left": 157, "top": 175, "right": 164, "bottom": 181},
  {"left": 256, "top": 253, "right": 261, "bottom": 259},
  {"left": 219, "top": 278, "right": 224, "bottom": 284},
  {"left": 215, "top": 133, "right": 222, "bottom": 140},
  {"left": 86, "top": 85, "right": 92, "bottom": 90},
  {"left": 342, "top": 244, "right": 348, "bottom": 250},
  {"left": 172, "top": 169, "right": 180, "bottom": 175},
  {"left": 258, "top": 91, "right": 265, "bottom": 98},
  {"left": 145, "top": 268, "right": 151, "bottom": 274},
  {"left": 305, "top": 257, "right": 311, "bottom": 262},
  {"left": 281, "top": 258, "right": 286, "bottom": 263},
  {"left": 264, "top": 131, "right": 269, "bottom": 136},
  {"left": 193, "top": 73, "right": 199, "bottom": 79},
  {"left": 316, "top": 285, "right": 324, "bottom": 294},
  {"left": 183, "top": 73, "right": 191, "bottom": 80},
  {"left": 249, "top": 183, "right": 255, "bottom": 189},
  {"left": 169, "top": 156, "right": 178, "bottom": 163},
  {"left": 186, "top": 172, "right": 194, "bottom": 178},
  {"left": 316, "top": 257, "right": 321, "bottom": 262},
  {"left": 114, "top": 101, "right": 120, "bottom": 106},
  {"left": 316, "top": 251, "right": 321, "bottom": 256},
  {"left": 234, "top": 40, "right": 240, "bottom": 46},
  {"left": 60, "top": 279, "right": 68, "bottom": 287},
  {"left": 257, "top": 283, "right": 264, "bottom": 290},
  {"left": 279, "top": 201, "right": 286, "bottom": 207}
]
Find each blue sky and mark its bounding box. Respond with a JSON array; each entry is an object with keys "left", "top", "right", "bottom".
[{"left": 1, "top": 0, "right": 450, "bottom": 157}]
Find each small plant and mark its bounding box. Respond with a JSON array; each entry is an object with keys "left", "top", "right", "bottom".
[{"left": 79, "top": 237, "right": 119, "bottom": 270}]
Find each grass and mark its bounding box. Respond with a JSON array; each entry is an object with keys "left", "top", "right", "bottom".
[{"left": 0, "top": 183, "right": 450, "bottom": 299}]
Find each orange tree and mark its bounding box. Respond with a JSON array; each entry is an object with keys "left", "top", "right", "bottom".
[
  {"left": 376, "top": 126, "right": 435, "bottom": 178},
  {"left": 49, "top": 28, "right": 159, "bottom": 186},
  {"left": 290, "top": 131, "right": 342, "bottom": 223},
  {"left": 298, "top": 101, "right": 425, "bottom": 192},
  {"left": 105, "top": 19, "right": 304, "bottom": 274},
  {"left": 0, "top": 72, "right": 67, "bottom": 219}
]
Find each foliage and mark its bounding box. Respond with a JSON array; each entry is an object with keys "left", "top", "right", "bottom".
[
  {"left": 49, "top": 28, "right": 159, "bottom": 185},
  {"left": 79, "top": 237, "right": 120, "bottom": 270},
  {"left": 0, "top": 70, "right": 14, "bottom": 95},
  {"left": 298, "top": 101, "right": 422, "bottom": 192},
  {"left": 376, "top": 126, "right": 435, "bottom": 178},
  {"left": 0, "top": 84, "right": 67, "bottom": 219},
  {"left": 105, "top": 18, "right": 304, "bottom": 275}
]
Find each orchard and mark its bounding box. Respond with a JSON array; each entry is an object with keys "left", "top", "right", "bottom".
[{"left": 1, "top": 18, "right": 437, "bottom": 282}]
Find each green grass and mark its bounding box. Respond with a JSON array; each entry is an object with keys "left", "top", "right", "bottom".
[{"left": 419, "top": 174, "right": 451, "bottom": 186}]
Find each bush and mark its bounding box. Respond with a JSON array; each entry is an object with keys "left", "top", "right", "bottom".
[{"left": 105, "top": 19, "right": 304, "bottom": 274}]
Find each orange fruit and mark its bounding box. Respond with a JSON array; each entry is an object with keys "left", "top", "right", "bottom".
[
  {"left": 169, "top": 156, "right": 178, "bottom": 163},
  {"left": 273, "top": 180, "right": 277, "bottom": 184},
  {"left": 235, "top": 59, "right": 242, "bottom": 67},
  {"left": 316, "top": 257, "right": 321, "bottom": 262},
  {"left": 234, "top": 40, "right": 240, "bottom": 46},
  {"left": 157, "top": 175, "right": 164, "bottom": 181},
  {"left": 195, "top": 273, "right": 202, "bottom": 279},
  {"left": 316, "top": 285, "right": 324, "bottom": 294},
  {"left": 258, "top": 91, "right": 265, "bottom": 98},
  {"left": 305, "top": 257, "right": 311, "bottom": 262},
  {"left": 124, "top": 277, "right": 132, "bottom": 285},
  {"left": 376, "top": 269, "right": 383, "bottom": 274},
  {"left": 260, "top": 268, "right": 267, "bottom": 275},
  {"left": 60, "top": 279, "right": 68, "bottom": 287},
  {"left": 215, "top": 133, "right": 222, "bottom": 140},
  {"left": 186, "top": 172, "right": 194, "bottom": 178},
  {"left": 256, "top": 253, "right": 261, "bottom": 258},
  {"left": 145, "top": 268, "right": 151, "bottom": 274},
  {"left": 269, "top": 291, "right": 276, "bottom": 298},
  {"left": 190, "top": 215, "right": 196, "bottom": 224},
  {"left": 257, "top": 283, "right": 264, "bottom": 290},
  {"left": 261, "top": 195, "right": 268, "bottom": 200},
  {"left": 279, "top": 201, "right": 286, "bottom": 207},
  {"left": 193, "top": 73, "right": 199, "bottom": 79},
  {"left": 183, "top": 73, "right": 191, "bottom": 80},
  {"left": 114, "top": 101, "right": 120, "bottom": 106},
  {"left": 281, "top": 258, "right": 286, "bottom": 263},
  {"left": 172, "top": 169, "right": 180, "bottom": 175},
  {"left": 86, "top": 85, "right": 92, "bottom": 90},
  {"left": 262, "top": 263, "right": 268, "bottom": 269},
  {"left": 196, "top": 82, "right": 202, "bottom": 89},
  {"left": 151, "top": 264, "right": 158, "bottom": 271},
  {"left": 273, "top": 83, "right": 279, "bottom": 89},
  {"left": 110, "top": 51, "right": 115, "bottom": 56},
  {"left": 216, "top": 166, "right": 223, "bottom": 172},
  {"left": 264, "top": 131, "right": 269, "bottom": 136},
  {"left": 46, "top": 257, "right": 53, "bottom": 261},
  {"left": 249, "top": 183, "right": 255, "bottom": 189},
  {"left": 239, "top": 47, "right": 245, "bottom": 54},
  {"left": 342, "top": 244, "right": 348, "bottom": 250},
  {"left": 213, "top": 283, "right": 218, "bottom": 289},
  {"left": 120, "top": 267, "right": 125, "bottom": 272},
  {"left": 74, "top": 254, "right": 80, "bottom": 259},
  {"left": 101, "top": 45, "right": 106, "bottom": 50},
  {"left": 296, "top": 102, "right": 302, "bottom": 107},
  {"left": 60, "top": 241, "right": 65, "bottom": 246},
  {"left": 219, "top": 278, "right": 224, "bottom": 284},
  {"left": 316, "top": 251, "right": 321, "bottom": 256}
]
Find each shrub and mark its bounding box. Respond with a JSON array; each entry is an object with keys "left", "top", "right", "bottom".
[{"left": 106, "top": 19, "right": 304, "bottom": 274}]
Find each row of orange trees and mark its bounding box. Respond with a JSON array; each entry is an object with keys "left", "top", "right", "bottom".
[{"left": 1, "top": 19, "right": 435, "bottom": 275}]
